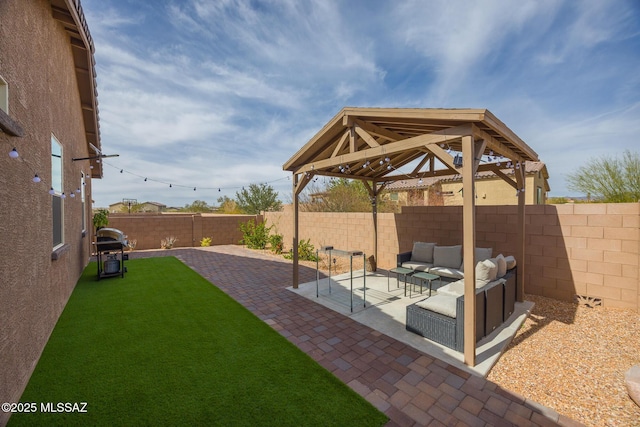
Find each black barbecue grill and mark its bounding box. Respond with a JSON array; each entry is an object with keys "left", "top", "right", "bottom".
[{"left": 95, "top": 228, "right": 128, "bottom": 279}]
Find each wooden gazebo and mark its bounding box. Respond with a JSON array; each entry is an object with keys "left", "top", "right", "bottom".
[{"left": 283, "top": 107, "right": 539, "bottom": 366}]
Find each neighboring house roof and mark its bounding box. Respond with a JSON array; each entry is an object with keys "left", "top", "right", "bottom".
[
  {"left": 50, "top": 0, "right": 101, "bottom": 178},
  {"left": 109, "top": 201, "right": 167, "bottom": 208},
  {"left": 384, "top": 161, "right": 550, "bottom": 192},
  {"left": 141, "top": 202, "right": 167, "bottom": 207}
]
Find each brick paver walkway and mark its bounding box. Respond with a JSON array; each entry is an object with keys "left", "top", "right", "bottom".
[{"left": 130, "top": 246, "right": 581, "bottom": 427}]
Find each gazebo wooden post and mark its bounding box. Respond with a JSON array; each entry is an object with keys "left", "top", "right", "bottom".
[
  {"left": 372, "top": 180, "right": 378, "bottom": 271},
  {"left": 363, "top": 180, "right": 381, "bottom": 272},
  {"left": 515, "top": 164, "right": 526, "bottom": 301},
  {"left": 292, "top": 173, "right": 300, "bottom": 288},
  {"left": 461, "top": 135, "right": 477, "bottom": 367}
]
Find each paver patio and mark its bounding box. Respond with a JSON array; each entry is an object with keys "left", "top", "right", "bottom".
[{"left": 128, "top": 246, "right": 581, "bottom": 426}]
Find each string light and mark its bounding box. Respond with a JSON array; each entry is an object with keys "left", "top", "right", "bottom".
[
  {"left": 98, "top": 160, "right": 290, "bottom": 195},
  {"left": 2, "top": 140, "right": 84, "bottom": 200}
]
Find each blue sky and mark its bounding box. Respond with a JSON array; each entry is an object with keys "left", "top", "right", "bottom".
[{"left": 83, "top": 0, "right": 640, "bottom": 208}]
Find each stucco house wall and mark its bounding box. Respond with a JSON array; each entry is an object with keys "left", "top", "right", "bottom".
[
  {"left": 0, "top": 0, "right": 99, "bottom": 422},
  {"left": 442, "top": 173, "right": 546, "bottom": 206},
  {"left": 384, "top": 162, "right": 549, "bottom": 207}
]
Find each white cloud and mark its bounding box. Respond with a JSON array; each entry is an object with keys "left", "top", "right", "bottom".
[{"left": 81, "top": 0, "right": 640, "bottom": 206}]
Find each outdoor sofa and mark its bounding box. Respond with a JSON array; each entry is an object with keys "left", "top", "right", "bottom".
[{"left": 398, "top": 242, "right": 517, "bottom": 351}]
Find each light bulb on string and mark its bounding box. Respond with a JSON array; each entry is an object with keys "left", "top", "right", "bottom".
[
  {"left": 32, "top": 174, "right": 41, "bottom": 183},
  {"left": 9, "top": 148, "right": 19, "bottom": 158},
  {"left": 144, "top": 178, "right": 147, "bottom": 182},
  {"left": 49, "top": 188, "right": 55, "bottom": 195},
  {"left": 75, "top": 188, "right": 81, "bottom": 193},
  {"left": 61, "top": 192, "right": 66, "bottom": 199},
  {"left": 70, "top": 192, "right": 75, "bottom": 198},
  {"left": 193, "top": 187, "right": 196, "bottom": 191}
]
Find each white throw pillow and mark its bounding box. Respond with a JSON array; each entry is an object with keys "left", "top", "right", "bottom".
[
  {"left": 496, "top": 254, "right": 507, "bottom": 278},
  {"left": 476, "top": 259, "right": 497, "bottom": 283},
  {"left": 433, "top": 245, "right": 462, "bottom": 269},
  {"left": 411, "top": 242, "right": 436, "bottom": 263}
]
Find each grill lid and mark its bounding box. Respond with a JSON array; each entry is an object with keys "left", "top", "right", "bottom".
[{"left": 96, "top": 228, "right": 126, "bottom": 243}]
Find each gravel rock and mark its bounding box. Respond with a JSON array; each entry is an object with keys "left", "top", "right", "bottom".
[{"left": 487, "top": 294, "right": 640, "bottom": 427}]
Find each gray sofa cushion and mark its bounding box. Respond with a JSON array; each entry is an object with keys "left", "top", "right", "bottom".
[
  {"left": 402, "top": 261, "right": 432, "bottom": 272},
  {"left": 460, "top": 247, "right": 493, "bottom": 272},
  {"left": 505, "top": 255, "right": 516, "bottom": 270},
  {"left": 415, "top": 294, "right": 457, "bottom": 318},
  {"left": 411, "top": 242, "right": 436, "bottom": 263},
  {"left": 433, "top": 245, "right": 462, "bottom": 269}
]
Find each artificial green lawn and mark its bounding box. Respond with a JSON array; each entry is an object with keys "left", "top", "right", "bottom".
[{"left": 10, "top": 257, "right": 387, "bottom": 426}]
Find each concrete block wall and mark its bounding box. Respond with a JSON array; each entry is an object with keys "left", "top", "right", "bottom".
[
  {"left": 106, "top": 213, "right": 261, "bottom": 250},
  {"left": 264, "top": 203, "right": 639, "bottom": 311},
  {"left": 531, "top": 203, "right": 640, "bottom": 310}
]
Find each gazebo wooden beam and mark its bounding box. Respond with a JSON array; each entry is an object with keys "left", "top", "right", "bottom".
[
  {"left": 353, "top": 118, "right": 404, "bottom": 142},
  {"left": 331, "top": 130, "right": 350, "bottom": 158},
  {"left": 354, "top": 125, "right": 381, "bottom": 148},
  {"left": 472, "top": 124, "right": 525, "bottom": 164},
  {"left": 292, "top": 124, "right": 471, "bottom": 175}
]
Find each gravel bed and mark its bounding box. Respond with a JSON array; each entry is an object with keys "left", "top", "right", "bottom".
[{"left": 487, "top": 294, "right": 640, "bottom": 427}]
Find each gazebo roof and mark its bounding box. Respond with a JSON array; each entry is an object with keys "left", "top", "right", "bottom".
[{"left": 283, "top": 108, "right": 538, "bottom": 184}]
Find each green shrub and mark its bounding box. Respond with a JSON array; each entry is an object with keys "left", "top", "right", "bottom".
[
  {"left": 268, "top": 233, "right": 283, "bottom": 254},
  {"left": 283, "top": 238, "right": 318, "bottom": 262},
  {"left": 239, "top": 219, "right": 272, "bottom": 249}
]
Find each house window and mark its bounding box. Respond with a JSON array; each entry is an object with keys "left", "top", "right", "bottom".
[
  {"left": 0, "top": 75, "right": 8, "bottom": 114},
  {"left": 536, "top": 186, "right": 543, "bottom": 205},
  {"left": 390, "top": 192, "right": 398, "bottom": 201},
  {"left": 81, "top": 172, "right": 87, "bottom": 232},
  {"left": 52, "top": 135, "right": 64, "bottom": 249}
]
